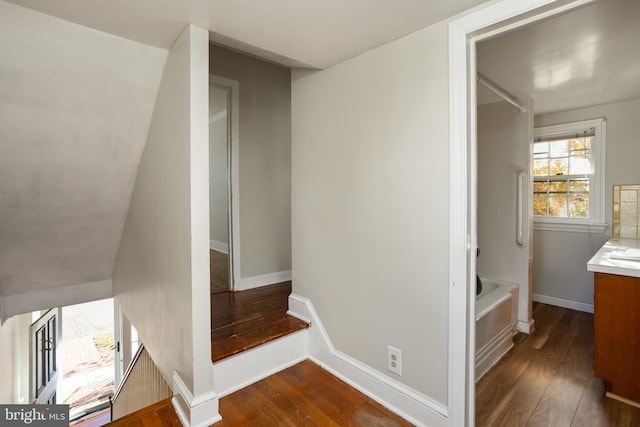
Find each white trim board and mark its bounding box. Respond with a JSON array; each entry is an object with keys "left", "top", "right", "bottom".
[
  {"left": 288, "top": 293, "right": 447, "bottom": 427},
  {"left": 212, "top": 329, "right": 308, "bottom": 397},
  {"left": 533, "top": 293, "right": 594, "bottom": 313},
  {"left": 209, "top": 240, "right": 229, "bottom": 254},
  {"left": 448, "top": 0, "right": 597, "bottom": 425},
  {"left": 172, "top": 372, "right": 221, "bottom": 427},
  {"left": 1, "top": 279, "right": 113, "bottom": 321},
  {"left": 236, "top": 270, "right": 292, "bottom": 291}
]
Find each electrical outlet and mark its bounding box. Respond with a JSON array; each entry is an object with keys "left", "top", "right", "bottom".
[{"left": 387, "top": 345, "right": 402, "bottom": 375}]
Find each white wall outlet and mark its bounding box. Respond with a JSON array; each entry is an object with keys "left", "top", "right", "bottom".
[{"left": 387, "top": 345, "right": 402, "bottom": 375}]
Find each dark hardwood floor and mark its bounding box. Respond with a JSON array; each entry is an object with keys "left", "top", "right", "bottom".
[
  {"left": 211, "top": 281, "right": 309, "bottom": 362},
  {"left": 215, "top": 359, "right": 412, "bottom": 426},
  {"left": 210, "top": 249, "right": 229, "bottom": 293},
  {"left": 476, "top": 302, "right": 640, "bottom": 426}
]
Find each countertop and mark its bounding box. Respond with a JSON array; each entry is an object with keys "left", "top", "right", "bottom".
[{"left": 587, "top": 238, "right": 640, "bottom": 278}]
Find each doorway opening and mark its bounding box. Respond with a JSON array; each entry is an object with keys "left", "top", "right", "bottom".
[
  {"left": 209, "top": 76, "right": 240, "bottom": 293},
  {"left": 59, "top": 298, "right": 115, "bottom": 420},
  {"left": 448, "top": 0, "right": 597, "bottom": 424}
]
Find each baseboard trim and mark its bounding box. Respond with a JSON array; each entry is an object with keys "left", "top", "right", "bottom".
[
  {"left": 172, "top": 372, "right": 221, "bottom": 427},
  {"left": 236, "top": 270, "right": 292, "bottom": 291},
  {"left": 209, "top": 240, "right": 229, "bottom": 254},
  {"left": 212, "top": 329, "right": 308, "bottom": 397},
  {"left": 533, "top": 293, "right": 594, "bottom": 313},
  {"left": 1, "top": 279, "right": 113, "bottom": 321},
  {"left": 288, "top": 293, "right": 448, "bottom": 427},
  {"left": 517, "top": 318, "right": 535, "bottom": 334},
  {"left": 475, "top": 324, "right": 513, "bottom": 382}
]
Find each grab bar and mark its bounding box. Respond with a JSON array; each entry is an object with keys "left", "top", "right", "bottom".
[{"left": 516, "top": 170, "right": 526, "bottom": 247}]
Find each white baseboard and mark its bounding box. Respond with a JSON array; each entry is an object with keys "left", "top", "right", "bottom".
[
  {"left": 236, "top": 270, "right": 292, "bottom": 291},
  {"left": 1, "top": 279, "right": 113, "bottom": 321},
  {"left": 517, "top": 318, "right": 535, "bottom": 334},
  {"left": 212, "top": 329, "right": 308, "bottom": 397},
  {"left": 533, "top": 293, "right": 594, "bottom": 313},
  {"left": 475, "top": 324, "right": 513, "bottom": 382},
  {"left": 172, "top": 372, "right": 221, "bottom": 427},
  {"left": 288, "top": 294, "right": 448, "bottom": 427},
  {"left": 209, "top": 240, "right": 229, "bottom": 254}
]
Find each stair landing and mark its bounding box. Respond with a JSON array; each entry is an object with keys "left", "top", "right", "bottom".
[{"left": 210, "top": 281, "right": 309, "bottom": 362}]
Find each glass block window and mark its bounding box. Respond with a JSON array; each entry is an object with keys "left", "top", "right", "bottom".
[{"left": 613, "top": 184, "right": 640, "bottom": 240}]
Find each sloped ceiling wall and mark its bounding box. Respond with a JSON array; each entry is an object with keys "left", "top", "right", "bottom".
[{"left": 0, "top": 1, "right": 167, "bottom": 299}]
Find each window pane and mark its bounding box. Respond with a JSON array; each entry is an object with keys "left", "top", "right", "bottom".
[
  {"left": 533, "top": 182, "right": 548, "bottom": 193},
  {"left": 533, "top": 198, "right": 548, "bottom": 216},
  {"left": 569, "top": 197, "right": 589, "bottom": 217},
  {"left": 569, "top": 155, "right": 591, "bottom": 174},
  {"left": 570, "top": 138, "right": 590, "bottom": 151},
  {"left": 549, "top": 197, "right": 568, "bottom": 217},
  {"left": 549, "top": 181, "right": 568, "bottom": 193},
  {"left": 533, "top": 159, "right": 549, "bottom": 176},
  {"left": 549, "top": 158, "right": 569, "bottom": 175},
  {"left": 570, "top": 180, "right": 589, "bottom": 192},
  {"left": 533, "top": 142, "right": 549, "bottom": 158},
  {"left": 549, "top": 140, "right": 569, "bottom": 157}
]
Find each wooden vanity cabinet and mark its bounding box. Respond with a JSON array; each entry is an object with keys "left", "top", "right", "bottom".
[{"left": 594, "top": 272, "right": 640, "bottom": 403}]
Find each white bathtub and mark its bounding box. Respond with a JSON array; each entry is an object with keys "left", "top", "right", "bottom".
[{"left": 475, "top": 277, "right": 518, "bottom": 381}]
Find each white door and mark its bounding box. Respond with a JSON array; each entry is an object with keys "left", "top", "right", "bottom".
[{"left": 30, "top": 308, "right": 59, "bottom": 404}]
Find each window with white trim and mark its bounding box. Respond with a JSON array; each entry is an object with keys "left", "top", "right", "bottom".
[{"left": 533, "top": 118, "right": 606, "bottom": 233}]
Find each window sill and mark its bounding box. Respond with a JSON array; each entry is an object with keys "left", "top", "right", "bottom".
[{"left": 533, "top": 222, "right": 608, "bottom": 233}]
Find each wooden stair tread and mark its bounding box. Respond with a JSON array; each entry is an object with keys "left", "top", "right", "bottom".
[
  {"left": 211, "top": 281, "right": 310, "bottom": 363},
  {"left": 212, "top": 314, "right": 309, "bottom": 362}
]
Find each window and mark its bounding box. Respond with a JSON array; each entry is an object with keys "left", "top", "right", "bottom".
[{"left": 533, "top": 118, "right": 606, "bottom": 233}]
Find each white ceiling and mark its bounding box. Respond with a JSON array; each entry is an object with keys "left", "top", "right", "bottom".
[
  {"left": 5, "top": 0, "right": 489, "bottom": 69},
  {"left": 477, "top": 0, "right": 640, "bottom": 114}
]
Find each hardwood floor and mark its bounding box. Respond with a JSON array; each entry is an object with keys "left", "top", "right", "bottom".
[
  {"left": 210, "top": 249, "right": 229, "bottom": 293},
  {"left": 211, "top": 281, "right": 309, "bottom": 362},
  {"left": 215, "top": 359, "right": 412, "bottom": 426},
  {"left": 476, "top": 302, "right": 640, "bottom": 426},
  {"left": 104, "top": 361, "right": 411, "bottom": 426},
  {"left": 106, "top": 398, "right": 180, "bottom": 426}
]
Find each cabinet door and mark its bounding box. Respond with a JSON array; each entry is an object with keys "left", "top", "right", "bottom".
[{"left": 594, "top": 273, "right": 640, "bottom": 401}]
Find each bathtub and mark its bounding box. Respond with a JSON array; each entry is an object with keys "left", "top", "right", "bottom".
[{"left": 475, "top": 277, "right": 518, "bottom": 381}]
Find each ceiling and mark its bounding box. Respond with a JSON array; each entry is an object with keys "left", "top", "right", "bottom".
[
  {"left": 6, "top": 0, "right": 489, "bottom": 69},
  {"left": 477, "top": 0, "right": 640, "bottom": 114}
]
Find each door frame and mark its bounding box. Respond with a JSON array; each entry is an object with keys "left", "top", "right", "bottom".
[
  {"left": 210, "top": 75, "right": 241, "bottom": 290},
  {"left": 447, "top": 0, "right": 596, "bottom": 424}
]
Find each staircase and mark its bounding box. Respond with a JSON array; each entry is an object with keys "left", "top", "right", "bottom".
[{"left": 210, "top": 281, "right": 310, "bottom": 397}]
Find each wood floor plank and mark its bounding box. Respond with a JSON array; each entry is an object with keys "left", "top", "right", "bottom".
[
  {"left": 216, "top": 360, "right": 411, "bottom": 426},
  {"left": 477, "top": 303, "right": 640, "bottom": 427}
]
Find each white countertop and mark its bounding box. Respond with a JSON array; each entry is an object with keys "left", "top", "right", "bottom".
[{"left": 587, "top": 239, "right": 640, "bottom": 278}]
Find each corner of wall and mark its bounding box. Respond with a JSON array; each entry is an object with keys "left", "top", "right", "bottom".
[{"left": 172, "top": 372, "right": 220, "bottom": 427}]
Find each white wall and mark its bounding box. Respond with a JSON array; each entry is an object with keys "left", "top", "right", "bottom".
[
  {"left": 209, "top": 84, "right": 230, "bottom": 250},
  {"left": 113, "top": 24, "right": 213, "bottom": 408},
  {"left": 209, "top": 45, "right": 292, "bottom": 279},
  {"left": 0, "top": 313, "right": 31, "bottom": 404},
  {"left": 477, "top": 99, "right": 533, "bottom": 329},
  {"left": 291, "top": 22, "right": 450, "bottom": 404},
  {"left": 0, "top": 1, "right": 166, "bottom": 302},
  {"left": 533, "top": 97, "right": 640, "bottom": 307}
]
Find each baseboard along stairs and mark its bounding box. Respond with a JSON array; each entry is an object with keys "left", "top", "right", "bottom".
[{"left": 207, "top": 283, "right": 448, "bottom": 427}]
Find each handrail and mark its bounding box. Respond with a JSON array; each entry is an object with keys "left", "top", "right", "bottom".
[{"left": 516, "top": 170, "right": 526, "bottom": 247}]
